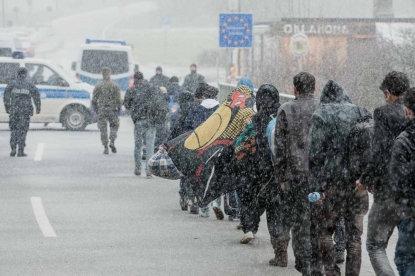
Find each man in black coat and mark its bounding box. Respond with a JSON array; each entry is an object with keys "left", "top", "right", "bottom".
[
  {"left": 149, "top": 66, "right": 170, "bottom": 89},
  {"left": 182, "top": 64, "right": 205, "bottom": 93},
  {"left": 389, "top": 87, "right": 415, "bottom": 276},
  {"left": 124, "top": 72, "right": 168, "bottom": 178},
  {"left": 272, "top": 72, "right": 319, "bottom": 275},
  {"left": 356, "top": 71, "right": 410, "bottom": 276},
  {"left": 4, "top": 67, "right": 41, "bottom": 157}
]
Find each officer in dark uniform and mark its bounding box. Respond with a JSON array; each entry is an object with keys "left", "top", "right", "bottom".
[{"left": 3, "top": 67, "right": 41, "bottom": 157}]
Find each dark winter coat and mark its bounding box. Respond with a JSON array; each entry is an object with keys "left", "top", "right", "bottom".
[
  {"left": 184, "top": 99, "right": 219, "bottom": 132},
  {"left": 4, "top": 74, "right": 41, "bottom": 116},
  {"left": 389, "top": 119, "right": 415, "bottom": 217},
  {"left": 182, "top": 71, "right": 205, "bottom": 93},
  {"left": 274, "top": 93, "right": 320, "bottom": 186},
  {"left": 149, "top": 74, "right": 170, "bottom": 89},
  {"left": 308, "top": 81, "right": 371, "bottom": 193},
  {"left": 360, "top": 97, "right": 407, "bottom": 202},
  {"left": 124, "top": 81, "right": 168, "bottom": 124},
  {"left": 228, "top": 84, "right": 281, "bottom": 202},
  {"left": 167, "top": 82, "right": 184, "bottom": 98},
  {"left": 168, "top": 92, "right": 197, "bottom": 140}
]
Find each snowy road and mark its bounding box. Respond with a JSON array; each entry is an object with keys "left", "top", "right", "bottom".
[{"left": 0, "top": 119, "right": 398, "bottom": 275}]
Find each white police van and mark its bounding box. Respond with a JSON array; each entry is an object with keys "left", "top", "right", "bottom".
[
  {"left": 0, "top": 53, "right": 96, "bottom": 131},
  {"left": 72, "top": 39, "right": 138, "bottom": 92}
]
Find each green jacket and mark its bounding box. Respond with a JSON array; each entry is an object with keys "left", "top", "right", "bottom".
[{"left": 92, "top": 80, "right": 122, "bottom": 112}]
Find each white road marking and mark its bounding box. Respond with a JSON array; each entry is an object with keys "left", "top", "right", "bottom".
[
  {"left": 31, "top": 197, "right": 56, "bottom": 238},
  {"left": 34, "top": 143, "right": 45, "bottom": 161}
]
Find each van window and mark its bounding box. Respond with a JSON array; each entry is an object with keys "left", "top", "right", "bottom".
[
  {"left": 0, "top": 48, "right": 12, "bottom": 57},
  {"left": 26, "top": 63, "right": 66, "bottom": 86},
  {"left": 0, "top": 63, "right": 19, "bottom": 84},
  {"left": 81, "top": 50, "right": 129, "bottom": 75}
]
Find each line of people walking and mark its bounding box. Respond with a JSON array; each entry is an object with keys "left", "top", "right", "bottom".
[{"left": 162, "top": 71, "right": 415, "bottom": 276}]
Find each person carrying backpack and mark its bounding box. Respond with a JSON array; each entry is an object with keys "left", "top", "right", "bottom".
[
  {"left": 308, "top": 80, "right": 372, "bottom": 276},
  {"left": 124, "top": 72, "right": 169, "bottom": 179}
]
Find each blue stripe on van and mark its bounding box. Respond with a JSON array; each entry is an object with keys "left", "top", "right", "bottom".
[
  {"left": 79, "top": 75, "right": 130, "bottom": 91},
  {"left": 0, "top": 87, "right": 90, "bottom": 99}
]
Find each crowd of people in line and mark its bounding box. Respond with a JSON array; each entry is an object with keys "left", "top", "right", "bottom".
[
  {"left": 4, "top": 62, "right": 415, "bottom": 276},
  {"left": 156, "top": 69, "right": 415, "bottom": 276}
]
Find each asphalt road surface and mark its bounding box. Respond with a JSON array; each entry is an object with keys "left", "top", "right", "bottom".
[{"left": 0, "top": 118, "right": 398, "bottom": 275}]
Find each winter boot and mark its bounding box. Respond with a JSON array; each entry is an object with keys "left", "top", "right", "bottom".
[
  {"left": 10, "top": 146, "right": 16, "bottom": 157},
  {"left": 17, "top": 147, "right": 27, "bottom": 157},
  {"left": 200, "top": 209, "right": 210, "bottom": 218},
  {"left": 240, "top": 232, "right": 254, "bottom": 244},
  {"left": 104, "top": 145, "right": 109, "bottom": 155},
  {"left": 109, "top": 141, "right": 117, "bottom": 153},
  {"left": 180, "top": 195, "right": 188, "bottom": 211},
  {"left": 146, "top": 172, "right": 153, "bottom": 179},
  {"left": 212, "top": 200, "right": 224, "bottom": 220},
  {"left": 189, "top": 200, "right": 199, "bottom": 214},
  {"left": 269, "top": 238, "right": 288, "bottom": 267}
]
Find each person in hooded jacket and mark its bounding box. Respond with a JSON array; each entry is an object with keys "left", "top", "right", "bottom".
[
  {"left": 167, "top": 91, "right": 200, "bottom": 213},
  {"left": 357, "top": 71, "right": 410, "bottom": 276},
  {"left": 390, "top": 87, "right": 415, "bottom": 276},
  {"left": 3, "top": 67, "right": 41, "bottom": 157},
  {"left": 271, "top": 72, "right": 319, "bottom": 275},
  {"left": 228, "top": 84, "right": 280, "bottom": 244},
  {"left": 183, "top": 83, "right": 224, "bottom": 219},
  {"left": 184, "top": 83, "right": 219, "bottom": 131},
  {"left": 308, "top": 80, "right": 371, "bottom": 276}
]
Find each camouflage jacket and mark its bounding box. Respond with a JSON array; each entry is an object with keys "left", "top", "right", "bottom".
[{"left": 92, "top": 80, "right": 122, "bottom": 112}]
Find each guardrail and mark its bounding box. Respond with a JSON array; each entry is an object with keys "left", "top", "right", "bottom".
[{"left": 218, "top": 82, "right": 295, "bottom": 104}]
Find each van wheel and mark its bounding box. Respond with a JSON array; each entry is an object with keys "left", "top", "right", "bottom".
[{"left": 63, "top": 106, "right": 88, "bottom": 131}]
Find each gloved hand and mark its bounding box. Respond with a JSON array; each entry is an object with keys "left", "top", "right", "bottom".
[
  {"left": 36, "top": 109, "right": 41, "bottom": 114},
  {"left": 5, "top": 109, "right": 9, "bottom": 114}
]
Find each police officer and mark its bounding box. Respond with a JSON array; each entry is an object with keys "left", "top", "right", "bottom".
[
  {"left": 92, "top": 68, "right": 122, "bottom": 154},
  {"left": 3, "top": 67, "right": 41, "bottom": 157}
]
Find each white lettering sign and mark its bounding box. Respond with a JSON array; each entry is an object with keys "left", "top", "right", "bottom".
[{"left": 284, "top": 24, "right": 350, "bottom": 35}]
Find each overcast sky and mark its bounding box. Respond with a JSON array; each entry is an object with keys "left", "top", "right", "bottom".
[{"left": 3, "top": 0, "right": 415, "bottom": 28}]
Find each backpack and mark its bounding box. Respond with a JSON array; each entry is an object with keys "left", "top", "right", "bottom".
[
  {"left": 135, "top": 84, "right": 168, "bottom": 125},
  {"left": 345, "top": 110, "right": 374, "bottom": 182}
]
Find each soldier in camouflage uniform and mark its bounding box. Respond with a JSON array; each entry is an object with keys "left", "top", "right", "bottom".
[{"left": 92, "top": 68, "right": 122, "bottom": 154}]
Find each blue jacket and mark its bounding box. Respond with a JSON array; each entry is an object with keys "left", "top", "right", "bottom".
[{"left": 184, "top": 99, "right": 219, "bottom": 132}]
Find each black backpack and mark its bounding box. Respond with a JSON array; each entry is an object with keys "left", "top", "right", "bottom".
[
  {"left": 134, "top": 84, "right": 168, "bottom": 125},
  {"left": 346, "top": 109, "right": 374, "bottom": 182}
]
